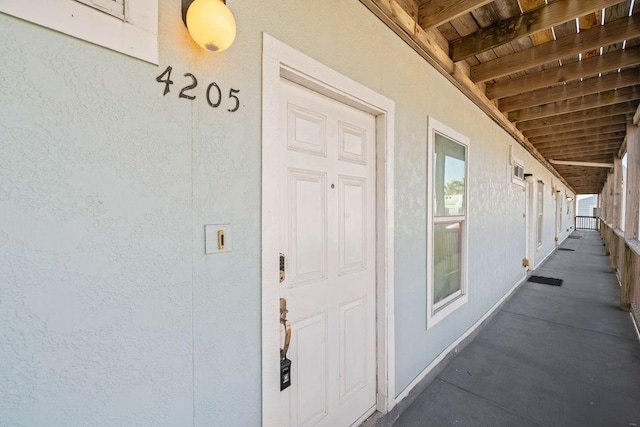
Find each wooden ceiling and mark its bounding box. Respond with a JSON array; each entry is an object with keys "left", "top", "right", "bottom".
[{"left": 360, "top": 0, "right": 640, "bottom": 194}]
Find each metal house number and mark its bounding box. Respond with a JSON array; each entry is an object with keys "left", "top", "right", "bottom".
[{"left": 155, "top": 65, "right": 241, "bottom": 112}]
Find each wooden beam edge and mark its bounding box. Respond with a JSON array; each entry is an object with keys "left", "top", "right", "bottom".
[
  {"left": 634, "top": 104, "right": 640, "bottom": 125},
  {"left": 358, "top": 0, "right": 575, "bottom": 193},
  {"left": 618, "top": 136, "right": 628, "bottom": 158}
]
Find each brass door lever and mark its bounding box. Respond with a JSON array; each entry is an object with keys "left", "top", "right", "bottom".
[{"left": 280, "top": 298, "right": 291, "bottom": 360}]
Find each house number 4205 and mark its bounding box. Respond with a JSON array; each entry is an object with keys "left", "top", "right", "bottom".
[{"left": 155, "top": 66, "right": 240, "bottom": 112}]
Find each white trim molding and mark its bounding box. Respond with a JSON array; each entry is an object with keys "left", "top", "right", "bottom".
[
  {"left": 0, "top": 0, "right": 158, "bottom": 64},
  {"left": 261, "top": 33, "right": 396, "bottom": 425}
]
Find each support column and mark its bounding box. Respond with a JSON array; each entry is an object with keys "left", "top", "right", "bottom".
[
  {"left": 613, "top": 157, "right": 622, "bottom": 230},
  {"left": 626, "top": 124, "right": 640, "bottom": 240},
  {"left": 607, "top": 171, "right": 614, "bottom": 226},
  {"left": 622, "top": 122, "right": 640, "bottom": 312}
]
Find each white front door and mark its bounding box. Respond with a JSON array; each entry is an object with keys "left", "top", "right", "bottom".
[
  {"left": 277, "top": 77, "right": 377, "bottom": 426},
  {"left": 556, "top": 192, "right": 562, "bottom": 241},
  {"left": 525, "top": 177, "right": 535, "bottom": 269}
]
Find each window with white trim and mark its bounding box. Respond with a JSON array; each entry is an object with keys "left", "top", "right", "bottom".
[
  {"left": 509, "top": 146, "right": 525, "bottom": 186},
  {"left": 427, "top": 118, "right": 469, "bottom": 328},
  {"left": 537, "top": 180, "right": 544, "bottom": 248},
  {"left": 512, "top": 157, "right": 525, "bottom": 186},
  {"left": 0, "top": 0, "right": 158, "bottom": 64}
]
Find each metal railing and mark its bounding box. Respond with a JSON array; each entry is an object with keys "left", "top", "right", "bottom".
[{"left": 575, "top": 215, "right": 600, "bottom": 230}]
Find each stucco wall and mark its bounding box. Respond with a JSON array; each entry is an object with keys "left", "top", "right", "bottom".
[{"left": 0, "top": 0, "right": 574, "bottom": 424}]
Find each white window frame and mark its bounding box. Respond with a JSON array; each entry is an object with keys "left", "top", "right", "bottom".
[
  {"left": 0, "top": 0, "right": 158, "bottom": 64},
  {"left": 427, "top": 117, "right": 469, "bottom": 328},
  {"left": 510, "top": 148, "right": 525, "bottom": 187}
]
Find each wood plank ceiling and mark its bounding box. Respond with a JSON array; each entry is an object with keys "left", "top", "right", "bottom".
[{"left": 360, "top": 0, "right": 640, "bottom": 194}]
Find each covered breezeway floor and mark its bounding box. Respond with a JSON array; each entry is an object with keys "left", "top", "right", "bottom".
[{"left": 389, "top": 230, "right": 640, "bottom": 427}]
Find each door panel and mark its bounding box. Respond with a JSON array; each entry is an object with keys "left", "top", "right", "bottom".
[
  {"left": 339, "top": 297, "right": 368, "bottom": 402},
  {"left": 293, "top": 313, "right": 328, "bottom": 426},
  {"left": 339, "top": 176, "right": 367, "bottom": 274},
  {"left": 288, "top": 169, "right": 328, "bottom": 286},
  {"left": 288, "top": 105, "right": 327, "bottom": 156},
  {"left": 279, "top": 78, "right": 377, "bottom": 426}
]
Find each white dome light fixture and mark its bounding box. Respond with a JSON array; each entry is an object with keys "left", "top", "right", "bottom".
[{"left": 184, "top": 0, "right": 236, "bottom": 52}]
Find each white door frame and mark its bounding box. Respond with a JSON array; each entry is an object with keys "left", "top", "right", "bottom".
[{"left": 261, "top": 33, "right": 396, "bottom": 425}]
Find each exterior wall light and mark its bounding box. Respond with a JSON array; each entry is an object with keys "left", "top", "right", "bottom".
[{"left": 184, "top": 0, "right": 236, "bottom": 52}]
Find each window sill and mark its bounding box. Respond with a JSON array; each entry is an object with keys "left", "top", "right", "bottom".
[
  {"left": 427, "top": 293, "right": 468, "bottom": 329},
  {"left": 0, "top": 0, "right": 158, "bottom": 64}
]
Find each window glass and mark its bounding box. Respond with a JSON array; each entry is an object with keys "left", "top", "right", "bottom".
[
  {"left": 434, "top": 133, "right": 466, "bottom": 217},
  {"left": 433, "top": 222, "right": 462, "bottom": 304}
]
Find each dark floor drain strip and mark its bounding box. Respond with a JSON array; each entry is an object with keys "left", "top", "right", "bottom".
[
  {"left": 528, "top": 275, "right": 563, "bottom": 286},
  {"left": 558, "top": 248, "right": 575, "bottom": 251},
  {"left": 568, "top": 235, "right": 582, "bottom": 239}
]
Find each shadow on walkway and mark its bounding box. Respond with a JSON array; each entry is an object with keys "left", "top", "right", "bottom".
[{"left": 393, "top": 231, "right": 640, "bottom": 427}]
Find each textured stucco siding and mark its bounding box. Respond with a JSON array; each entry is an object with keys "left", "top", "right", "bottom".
[{"left": 0, "top": 0, "right": 574, "bottom": 424}]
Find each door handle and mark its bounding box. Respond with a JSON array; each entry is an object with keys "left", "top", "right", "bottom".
[{"left": 280, "top": 298, "right": 291, "bottom": 360}]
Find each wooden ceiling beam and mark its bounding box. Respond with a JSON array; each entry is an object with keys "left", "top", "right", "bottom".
[
  {"left": 539, "top": 144, "right": 625, "bottom": 154},
  {"left": 537, "top": 143, "right": 623, "bottom": 156},
  {"left": 563, "top": 178, "right": 608, "bottom": 183},
  {"left": 472, "top": 14, "right": 640, "bottom": 83},
  {"left": 567, "top": 181, "right": 608, "bottom": 187},
  {"left": 561, "top": 172, "right": 608, "bottom": 177},
  {"left": 418, "top": 0, "right": 494, "bottom": 30},
  {"left": 561, "top": 178, "right": 608, "bottom": 184},
  {"left": 528, "top": 124, "right": 627, "bottom": 143},
  {"left": 358, "top": 0, "right": 574, "bottom": 193},
  {"left": 499, "top": 69, "right": 640, "bottom": 113},
  {"left": 538, "top": 139, "right": 622, "bottom": 150},
  {"left": 486, "top": 47, "right": 640, "bottom": 99},
  {"left": 450, "top": 0, "right": 622, "bottom": 61},
  {"left": 543, "top": 150, "right": 617, "bottom": 160},
  {"left": 532, "top": 132, "right": 627, "bottom": 148},
  {"left": 543, "top": 151, "right": 621, "bottom": 160},
  {"left": 508, "top": 86, "right": 640, "bottom": 122},
  {"left": 560, "top": 170, "right": 609, "bottom": 176},
  {"left": 558, "top": 168, "right": 610, "bottom": 176},
  {"left": 520, "top": 0, "right": 555, "bottom": 46},
  {"left": 517, "top": 102, "right": 638, "bottom": 131},
  {"left": 522, "top": 115, "right": 630, "bottom": 138},
  {"left": 549, "top": 160, "right": 615, "bottom": 168}
]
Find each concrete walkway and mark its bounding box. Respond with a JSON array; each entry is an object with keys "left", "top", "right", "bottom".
[{"left": 392, "top": 231, "right": 640, "bottom": 426}]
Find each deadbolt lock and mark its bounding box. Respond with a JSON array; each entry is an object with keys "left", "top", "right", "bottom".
[{"left": 279, "top": 253, "right": 285, "bottom": 283}]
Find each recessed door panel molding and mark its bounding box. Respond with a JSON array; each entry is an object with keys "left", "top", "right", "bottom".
[
  {"left": 292, "top": 312, "right": 329, "bottom": 427},
  {"left": 338, "top": 121, "right": 367, "bottom": 165},
  {"left": 288, "top": 103, "right": 327, "bottom": 157},
  {"left": 288, "top": 168, "right": 328, "bottom": 286},
  {"left": 338, "top": 175, "right": 367, "bottom": 275},
  {"left": 339, "top": 297, "right": 368, "bottom": 403}
]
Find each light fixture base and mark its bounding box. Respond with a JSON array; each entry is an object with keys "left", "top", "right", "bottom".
[{"left": 182, "top": 0, "right": 226, "bottom": 26}]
